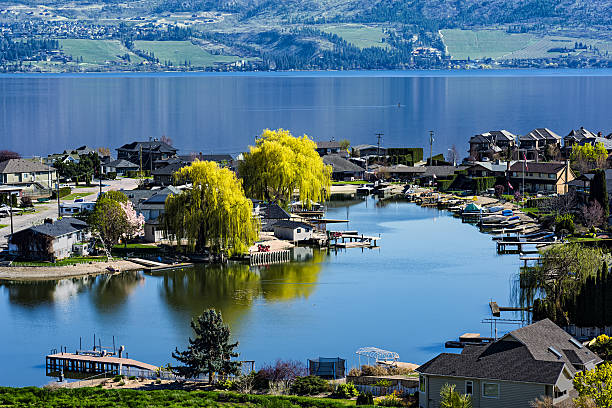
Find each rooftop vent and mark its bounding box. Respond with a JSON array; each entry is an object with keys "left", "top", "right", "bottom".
[
  {"left": 569, "top": 338, "right": 584, "bottom": 349},
  {"left": 548, "top": 346, "right": 563, "bottom": 359}
]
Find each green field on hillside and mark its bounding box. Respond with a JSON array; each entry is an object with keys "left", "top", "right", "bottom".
[
  {"left": 133, "top": 40, "right": 241, "bottom": 67},
  {"left": 60, "top": 39, "right": 142, "bottom": 64},
  {"left": 319, "top": 24, "right": 389, "bottom": 49},
  {"left": 441, "top": 29, "right": 536, "bottom": 60}
]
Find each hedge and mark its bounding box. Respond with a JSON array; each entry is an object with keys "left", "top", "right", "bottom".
[
  {"left": 0, "top": 388, "right": 359, "bottom": 408},
  {"left": 471, "top": 177, "right": 496, "bottom": 193},
  {"left": 51, "top": 187, "right": 71, "bottom": 199}
]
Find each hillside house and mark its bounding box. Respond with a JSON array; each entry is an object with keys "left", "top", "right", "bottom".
[
  {"left": 8, "top": 217, "right": 90, "bottom": 261},
  {"left": 417, "top": 319, "right": 602, "bottom": 408},
  {"left": 316, "top": 141, "right": 343, "bottom": 156},
  {"left": 518, "top": 128, "right": 562, "bottom": 160},
  {"left": 468, "top": 130, "right": 516, "bottom": 161},
  {"left": 353, "top": 144, "right": 386, "bottom": 158},
  {"left": 116, "top": 140, "right": 177, "bottom": 171}
]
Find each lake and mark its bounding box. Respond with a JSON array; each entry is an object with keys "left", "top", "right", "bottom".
[
  {"left": 0, "top": 198, "right": 521, "bottom": 386},
  {"left": 1, "top": 69, "right": 612, "bottom": 157}
]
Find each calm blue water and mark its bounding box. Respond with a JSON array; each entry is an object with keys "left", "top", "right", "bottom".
[
  {"left": 0, "top": 199, "right": 521, "bottom": 386},
  {"left": 1, "top": 69, "right": 612, "bottom": 157}
]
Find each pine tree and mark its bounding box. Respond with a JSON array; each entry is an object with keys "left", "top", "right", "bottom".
[
  {"left": 590, "top": 169, "right": 609, "bottom": 220},
  {"left": 171, "top": 309, "right": 241, "bottom": 382}
]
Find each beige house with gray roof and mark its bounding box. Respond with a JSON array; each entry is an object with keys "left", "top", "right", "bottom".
[
  {"left": 0, "top": 159, "right": 57, "bottom": 198},
  {"left": 417, "top": 319, "right": 602, "bottom": 408}
]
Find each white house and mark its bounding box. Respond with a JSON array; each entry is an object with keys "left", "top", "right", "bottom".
[
  {"left": 60, "top": 201, "right": 95, "bottom": 216},
  {"left": 273, "top": 220, "right": 313, "bottom": 242}
]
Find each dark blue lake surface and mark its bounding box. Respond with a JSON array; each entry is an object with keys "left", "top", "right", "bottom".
[
  {"left": 0, "top": 199, "right": 521, "bottom": 387},
  {"left": 1, "top": 69, "right": 612, "bottom": 156}
]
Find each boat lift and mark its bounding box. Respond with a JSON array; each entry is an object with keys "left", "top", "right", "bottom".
[{"left": 355, "top": 347, "right": 399, "bottom": 367}]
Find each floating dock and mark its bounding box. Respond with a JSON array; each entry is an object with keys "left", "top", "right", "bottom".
[{"left": 45, "top": 351, "right": 158, "bottom": 378}]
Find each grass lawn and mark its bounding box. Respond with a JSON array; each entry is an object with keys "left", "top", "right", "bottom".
[
  {"left": 12, "top": 256, "right": 106, "bottom": 267},
  {"left": 0, "top": 388, "right": 358, "bottom": 408},
  {"left": 60, "top": 39, "right": 143, "bottom": 64},
  {"left": 113, "top": 243, "right": 159, "bottom": 249},
  {"left": 319, "top": 24, "right": 389, "bottom": 49},
  {"left": 0, "top": 224, "right": 8, "bottom": 229},
  {"left": 63, "top": 192, "right": 92, "bottom": 200},
  {"left": 133, "top": 40, "right": 242, "bottom": 67},
  {"left": 441, "top": 29, "right": 536, "bottom": 60}
]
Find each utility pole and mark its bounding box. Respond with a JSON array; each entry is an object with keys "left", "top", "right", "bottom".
[
  {"left": 429, "top": 130, "right": 434, "bottom": 166},
  {"left": 56, "top": 181, "right": 60, "bottom": 218},
  {"left": 8, "top": 192, "right": 14, "bottom": 236},
  {"left": 99, "top": 163, "right": 103, "bottom": 196},
  {"left": 375, "top": 133, "right": 383, "bottom": 157}
]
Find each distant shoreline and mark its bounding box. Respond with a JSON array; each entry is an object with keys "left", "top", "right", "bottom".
[{"left": 1, "top": 67, "right": 612, "bottom": 79}]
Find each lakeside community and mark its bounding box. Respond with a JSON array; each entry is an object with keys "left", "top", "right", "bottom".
[{"left": 3, "top": 126, "right": 612, "bottom": 407}]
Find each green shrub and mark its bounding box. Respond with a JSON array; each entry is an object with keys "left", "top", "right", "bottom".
[
  {"left": 128, "top": 376, "right": 136, "bottom": 380},
  {"left": 290, "top": 376, "right": 331, "bottom": 396},
  {"left": 219, "top": 379, "right": 234, "bottom": 390},
  {"left": 374, "top": 379, "right": 393, "bottom": 388},
  {"left": 377, "top": 392, "right": 403, "bottom": 407},
  {"left": 112, "top": 375, "right": 123, "bottom": 382},
  {"left": 107, "top": 172, "right": 117, "bottom": 180},
  {"left": 118, "top": 381, "right": 125, "bottom": 386},
  {"left": 155, "top": 379, "right": 161, "bottom": 384},
  {"left": 356, "top": 392, "right": 374, "bottom": 406},
  {"left": 555, "top": 213, "right": 575, "bottom": 234},
  {"left": 472, "top": 176, "right": 496, "bottom": 193},
  {"left": 51, "top": 187, "right": 71, "bottom": 199},
  {"left": 333, "top": 382, "right": 359, "bottom": 398}
]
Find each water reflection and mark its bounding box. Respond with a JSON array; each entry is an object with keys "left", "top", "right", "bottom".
[
  {"left": 2, "top": 277, "right": 95, "bottom": 306},
  {"left": 157, "top": 249, "right": 326, "bottom": 323}
]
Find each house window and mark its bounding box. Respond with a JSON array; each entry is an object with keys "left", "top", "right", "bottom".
[
  {"left": 419, "top": 376, "right": 426, "bottom": 392},
  {"left": 549, "top": 173, "right": 555, "bottom": 179},
  {"left": 545, "top": 385, "right": 553, "bottom": 396},
  {"left": 482, "top": 383, "right": 499, "bottom": 398},
  {"left": 465, "top": 381, "right": 473, "bottom": 395},
  {"left": 296, "top": 228, "right": 301, "bottom": 233},
  {"left": 555, "top": 389, "right": 567, "bottom": 399}
]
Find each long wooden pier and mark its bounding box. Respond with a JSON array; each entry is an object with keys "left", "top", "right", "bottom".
[{"left": 46, "top": 352, "right": 158, "bottom": 378}]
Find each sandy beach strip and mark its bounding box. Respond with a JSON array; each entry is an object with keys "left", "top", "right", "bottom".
[{"left": 0, "top": 260, "right": 144, "bottom": 281}]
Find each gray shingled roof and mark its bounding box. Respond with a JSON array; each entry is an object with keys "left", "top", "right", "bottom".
[
  {"left": 323, "top": 155, "right": 365, "bottom": 173},
  {"left": 0, "top": 159, "right": 55, "bottom": 174},
  {"left": 507, "top": 318, "right": 602, "bottom": 374},
  {"left": 106, "top": 159, "right": 139, "bottom": 169},
  {"left": 28, "top": 217, "right": 88, "bottom": 238},
  {"left": 273, "top": 220, "right": 312, "bottom": 229},
  {"left": 117, "top": 141, "right": 177, "bottom": 153},
  {"left": 262, "top": 203, "right": 291, "bottom": 220},
  {"left": 524, "top": 128, "right": 561, "bottom": 141},
  {"left": 152, "top": 161, "right": 189, "bottom": 176},
  {"left": 417, "top": 319, "right": 602, "bottom": 384},
  {"left": 317, "top": 141, "right": 341, "bottom": 149},
  {"left": 378, "top": 165, "right": 426, "bottom": 174}
]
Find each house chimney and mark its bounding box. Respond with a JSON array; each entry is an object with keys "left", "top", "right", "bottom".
[{"left": 598, "top": 132, "right": 602, "bottom": 137}]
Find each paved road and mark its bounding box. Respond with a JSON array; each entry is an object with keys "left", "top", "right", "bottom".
[{"left": 0, "top": 178, "right": 139, "bottom": 246}]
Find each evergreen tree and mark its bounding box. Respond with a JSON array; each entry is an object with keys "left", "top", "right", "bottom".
[
  {"left": 590, "top": 169, "right": 609, "bottom": 220},
  {"left": 171, "top": 308, "right": 241, "bottom": 382}
]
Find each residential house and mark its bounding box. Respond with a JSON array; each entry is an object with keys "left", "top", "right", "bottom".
[
  {"left": 417, "top": 319, "right": 602, "bottom": 408},
  {"left": 518, "top": 128, "right": 562, "bottom": 160},
  {"left": 563, "top": 127, "right": 597, "bottom": 157},
  {"left": 0, "top": 159, "right": 57, "bottom": 198},
  {"left": 123, "top": 186, "right": 180, "bottom": 242},
  {"left": 466, "top": 161, "right": 514, "bottom": 178},
  {"left": 316, "top": 141, "right": 343, "bottom": 156},
  {"left": 260, "top": 202, "right": 291, "bottom": 232},
  {"left": 353, "top": 144, "right": 386, "bottom": 158},
  {"left": 376, "top": 165, "right": 426, "bottom": 181},
  {"left": 577, "top": 135, "right": 612, "bottom": 153},
  {"left": 416, "top": 319, "right": 602, "bottom": 408},
  {"left": 509, "top": 162, "right": 574, "bottom": 194},
  {"left": 468, "top": 130, "right": 516, "bottom": 161},
  {"left": 151, "top": 161, "right": 189, "bottom": 185},
  {"left": 8, "top": 217, "right": 90, "bottom": 261},
  {"left": 419, "top": 166, "right": 469, "bottom": 186},
  {"left": 60, "top": 201, "right": 95, "bottom": 216},
  {"left": 116, "top": 140, "right": 178, "bottom": 171},
  {"left": 103, "top": 159, "right": 139, "bottom": 176},
  {"left": 273, "top": 220, "right": 313, "bottom": 242},
  {"left": 322, "top": 154, "right": 365, "bottom": 181}
]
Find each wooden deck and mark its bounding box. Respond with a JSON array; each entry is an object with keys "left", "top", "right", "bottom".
[{"left": 46, "top": 352, "right": 158, "bottom": 377}]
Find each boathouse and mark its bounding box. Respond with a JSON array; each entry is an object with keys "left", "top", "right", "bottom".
[{"left": 273, "top": 220, "right": 313, "bottom": 242}]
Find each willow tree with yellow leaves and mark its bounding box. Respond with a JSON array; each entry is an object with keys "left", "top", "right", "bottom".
[
  {"left": 239, "top": 129, "right": 332, "bottom": 207},
  {"left": 163, "top": 160, "right": 259, "bottom": 256}
]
